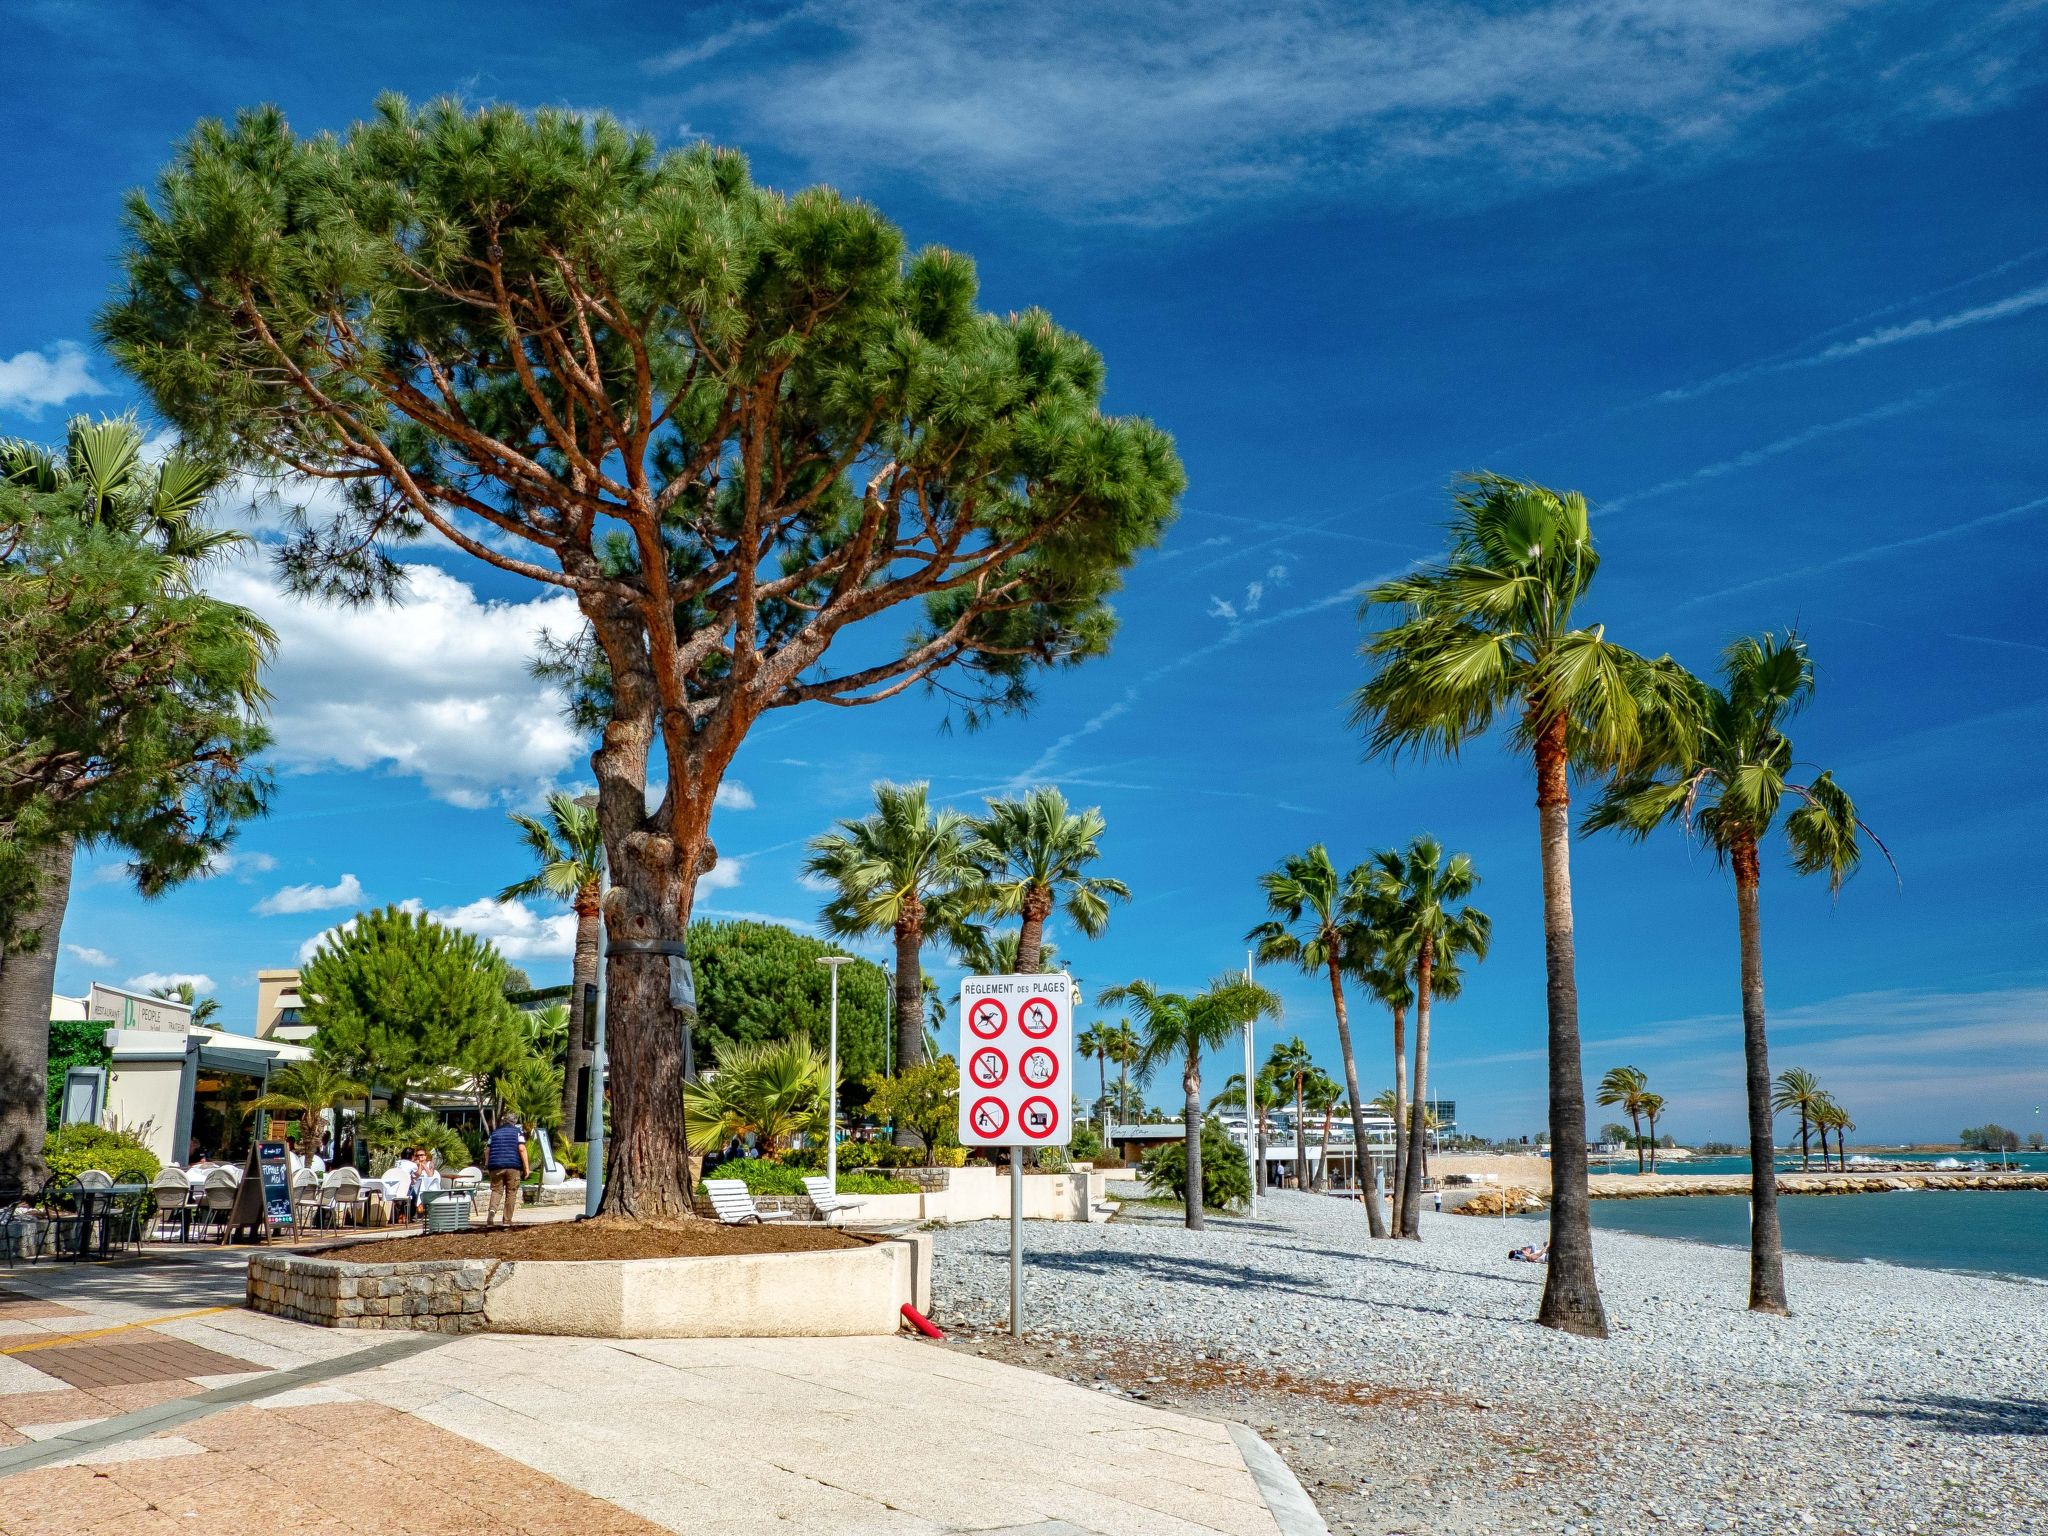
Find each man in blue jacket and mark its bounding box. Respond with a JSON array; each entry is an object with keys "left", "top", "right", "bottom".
[{"left": 484, "top": 1113, "right": 529, "bottom": 1229}]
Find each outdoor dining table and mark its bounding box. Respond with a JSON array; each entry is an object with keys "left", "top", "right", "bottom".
[{"left": 63, "top": 1183, "right": 149, "bottom": 1261}]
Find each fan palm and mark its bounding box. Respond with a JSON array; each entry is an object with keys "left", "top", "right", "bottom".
[
  {"left": 1367, "top": 837, "right": 1490, "bottom": 1239},
  {"left": 952, "top": 925, "right": 1059, "bottom": 978},
  {"left": 1353, "top": 474, "right": 1688, "bottom": 1333},
  {"left": 1099, "top": 974, "right": 1280, "bottom": 1230},
  {"left": 1209, "top": 1066, "right": 1283, "bottom": 1192},
  {"left": 1596, "top": 1066, "right": 1652, "bottom": 1174},
  {"left": 1265, "top": 1037, "right": 1316, "bottom": 1192},
  {"left": 1587, "top": 631, "right": 1888, "bottom": 1313},
  {"left": 683, "top": 1036, "right": 830, "bottom": 1159},
  {"left": 250, "top": 1061, "right": 367, "bottom": 1157},
  {"left": 1247, "top": 844, "right": 1389, "bottom": 1236},
  {"left": 149, "top": 980, "right": 221, "bottom": 1028},
  {"left": 967, "top": 788, "right": 1130, "bottom": 974},
  {"left": 807, "top": 783, "right": 979, "bottom": 1107},
  {"left": 1816, "top": 1100, "right": 1854, "bottom": 1171},
  {"left": 499, "top": 790, "right": 606, "bottom": 1131}
]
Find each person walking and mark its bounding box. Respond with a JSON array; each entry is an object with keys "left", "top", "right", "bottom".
[{"left": 484, "top": 1114, "right": 529, "bottom": 1230}]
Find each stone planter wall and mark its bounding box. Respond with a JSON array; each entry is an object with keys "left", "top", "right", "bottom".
[{"left": 248, "top": 1251, "right": 491, "bottom": 1333}]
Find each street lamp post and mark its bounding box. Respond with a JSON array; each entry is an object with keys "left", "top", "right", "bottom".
[{"left": 816, "top": 956, "right": 855, "bottom": 1191}]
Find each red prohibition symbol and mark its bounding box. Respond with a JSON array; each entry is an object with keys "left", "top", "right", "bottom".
[
  {"left": 968, "top": 1048, "right": 1009, "bottom": 1089},
  {"left": 967, "top": 997, "right": 1008, "bottom": 1040},
  {"left": 969, "top": 1096, "right": 1010, "bottom": 1140},
  {"left": 1017, "top": 995, "right": 1059, "bottom": 1039},
  {"left": 1018, "top": 1095, "right": 1059, "bottom": 1140},
  {"left": 1019, "top": 1046, "right": 1059, "bottom": 1089}
]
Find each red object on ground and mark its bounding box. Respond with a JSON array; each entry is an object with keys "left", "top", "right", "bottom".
[{"left": 900, "top": 1303, "right": 945, "bottom": 1338}]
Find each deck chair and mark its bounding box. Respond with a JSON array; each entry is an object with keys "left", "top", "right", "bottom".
[
  {"left": 801, "top": 1176, "right": 866, "bottom": 1221},
  {"left": 704, "top": 1179, "right": 793, "bottom": 1224}
]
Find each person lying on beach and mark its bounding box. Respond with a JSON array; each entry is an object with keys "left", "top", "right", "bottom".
[{"left": 1508, "top": 1244, "right": 1549, "bottom": 1263}]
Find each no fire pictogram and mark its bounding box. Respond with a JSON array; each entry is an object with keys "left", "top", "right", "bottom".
[{"left": 1017, "top": 995, "right": 1059, "bottom": 1038}]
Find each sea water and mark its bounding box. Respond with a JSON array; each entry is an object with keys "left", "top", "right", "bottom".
[{"left": 1514, "top": 1188, "right": 2048, "bottom": 1280}]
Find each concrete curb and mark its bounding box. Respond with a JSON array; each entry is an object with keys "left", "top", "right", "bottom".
[{"left": 1225, "top": 1421, "right": 1332, "bottom": 1536}]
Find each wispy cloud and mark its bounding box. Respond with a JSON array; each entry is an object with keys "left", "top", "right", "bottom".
[
  {"left": 0, "top": 340, "right": 109, "bottom": 415},
  {"left": 670, "top": 1, "right": 2046, "bottom": 220},
  {"left": 1676, "top": 491, "right": 2048, "bottom": 612},
  {"left": 126, "top": 971, "right": 216, "bottom": 997},
  {"left": 64, "top": 943, "right": 116, "bottom": 969},
  {"left": 1600, "top": 390, "right": 1952, "bottom": 515}
]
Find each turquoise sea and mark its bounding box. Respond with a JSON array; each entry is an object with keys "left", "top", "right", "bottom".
[{"left": 1515, "top": 1186, "right": 2048, "bottom": 1280}]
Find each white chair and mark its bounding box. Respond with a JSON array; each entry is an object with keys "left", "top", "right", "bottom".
[
  {"left": 801, "top": 1176, "right": 865, "bottom": 1221},
  {"left": 318, "top": 1167, "right": 363, "bottom": 1228},
  {"left": 78, "top": 1169, "right": 114, "bottom": 1190},
  {"left": 199, "top": 1168, "right": 240, "bottom": 1237},
  {"left": 149, "top": 1170, "right": 192, "bottom": 1240},
  {"left": 289, "top": 1169, "right": 323, "bottom": 1231},
  {"left": 704, "top": 1179, "right": 792, "bottom": 1224}
]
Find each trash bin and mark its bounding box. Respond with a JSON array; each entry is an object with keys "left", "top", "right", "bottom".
[{"left": 424, "top": 1193, "right": 471, "bottom": 1234}]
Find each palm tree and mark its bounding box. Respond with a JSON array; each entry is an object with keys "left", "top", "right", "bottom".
[
  {"left": 499, "top": 790, "right": 605, "bottom": 1131},
  {"left": 683, "top": 1036, "right": 830, "bottom": 1160},
  {"left": 807, "top": 783, "right": 979, "bottom": 1111},
  {"left": 1209, "top": 1067, "right": 1282, "bottom": 1192},
  {"left": 1077, "top": 1023, "right": 1111, "bottom": 1128},
  {"left": 1587, "top": 632, "right": 1888, "bottom": 1314},
  {"left": 1104, "top": 1020, "right": 1141, "bottom": 1138},
  {"left": 149, "top": 980, "right": 221, "bottom": 1028},
  {"left": 1247, "top": 845, "right": 1389, "bottom": 1236},
  {"left": 1302, "top": 1067, "right": 1343, "bottom": 1192},
  {"left": 952, "top": 925, "right": 1059, "bottom": 977},
  {"left": 250, "top": 1061, "right": 367, "bottom": 1157},
  {"left": 1265, "top": 1036, "right": 1316, "bottom": 1191},
  {"left": 1596, "top": 1066, "right": 1652, "bottom": 1174},
  {"left": 1638, "top": 1092, "right": 1667, "bottom": 1173},
  {"left": 1811, "top": 1095, "right": 1853, "bottom": 1172},
  {"left": 1099, "top": 974, "right": 1280, "bottom": 1230},
  {"left": 1368, "top": 837, "right": 1490, "bottom": 1240},
  {"left": 1773, "top": 1068, "right": 1825, "bottom": 1174},
  {"left": 1353, "top": 474, "right": 1688, "bottom": 1333},
  {"left": 967, "top": 787, "right": 1130, "bottom": 974}
]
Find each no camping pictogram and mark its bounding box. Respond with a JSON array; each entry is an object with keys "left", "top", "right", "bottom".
[
  {"left": 968, "top": 997, "right": 1008, "bottom": 1040},
  {"left": 968, "top": 1096, "right": 1010, "bottom": 1140},
  {"left": 1017, "top": 995, "right": 1059, "bottom": 1039},
  {"left": 968, "top": 1047, "right": 1009, "bottom": 1089}
]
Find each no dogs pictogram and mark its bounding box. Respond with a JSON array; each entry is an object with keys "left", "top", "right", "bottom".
[{"left": 1019, "top": 1046, "right": 1059, "bottom": 1089}]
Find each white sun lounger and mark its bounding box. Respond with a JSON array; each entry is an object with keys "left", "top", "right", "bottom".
[
  {"left": 801, "top": 1176, "right": 866, "bottom": 1221},
  {"left": 704, "top": 1178, "right": 792, "bottom": 1224}
]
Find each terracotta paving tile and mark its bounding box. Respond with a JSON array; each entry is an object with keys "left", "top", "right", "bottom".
[
  {"left": 0, "top": 1297, "right": 83, "bottom": 1322},
  {"left": 0, "top": 1388, "right": 115, "bottom": 1430},
  {"left": 13, "top": 1333, "right": 263, "bottom": 1389}
]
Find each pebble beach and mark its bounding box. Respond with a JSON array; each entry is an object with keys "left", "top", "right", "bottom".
[{"left": 930, "top": 1189, "right": 2048, "bottom": 1536}]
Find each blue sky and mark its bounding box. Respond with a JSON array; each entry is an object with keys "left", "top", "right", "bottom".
[{"left": 6, "top": 1, "right": 2045, "bottom": 1143}]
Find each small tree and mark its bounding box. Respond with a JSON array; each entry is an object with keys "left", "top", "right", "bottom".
[
  {"left": 499, "top": 791, "right": 605, "bottom": 1131},
  {"left": 1142, "top": 1117, "right": 1250, "bottom": 1212},
  {"left": 250, "top": 1060, "right": 367, "bottom": 1156},
  {"left": 861, "top": 1057, "right": 959, "bottom": 1165},
  {"left": 302, "top": 905, "right": 524, "bottom": 1102},
  {"left": 688, "top": 919, "right": 887, "bottom": 1081},
  {"left": 107, "top": 101, "right": 1182, "bottom": 1217},
  {"left": 684, "top": 1037, "right": 828, "bottom": 1159}
]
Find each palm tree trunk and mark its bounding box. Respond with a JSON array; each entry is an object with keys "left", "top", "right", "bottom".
[
  {"left": 1015, "top": 886, "right": 1052, "bottom": 974},
  {"left": 1097, "top": 1053, "right": 1108, "bottom": 1132},
  {"left": 1732, "top": 835, "right": 1789, "bottom": 1314},
  {"left": 1317, "top": 1103, "right": 1334, "bottom": 1191},
  {"left": 1532, "top": 714, "right": 1609, "bottom": 1338},
  {"left": 561, "top": 896, "right": 602, "bottom": 1135},
  {"left": 1631, "top": 1110, "right": 1644, "bottom": 1174},
  {"left": 1399, "top": 943, "right": 1434, "bottom": 1239},
  {"left": 1391, "top": 1002, "right": 1409, "bottom": 1236},
  {"left": 1292, "top": 1076, "right": 1306, "bottom": 1193},
  {"left": 0, "top": 835, "right": 76, "bottom": 1188},
  {"left": 1182, "top": 1046, "right": 1204, "bottom": 1231},
  {"left": 1647, "top": 1114, "right": 1658, "bottom": 1172},
  {"left": 1327, "top": 960, "right": 1389, "bottom": 1237},
  {"left": 1799, "top": 1113, "right": 1811, "bottom": 1172},
  {"left": 892, "top": 915, "right": 924, "bottom": 1147}
]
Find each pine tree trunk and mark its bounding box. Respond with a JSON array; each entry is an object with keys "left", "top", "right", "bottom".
[
  {"left": 1015, "top": 886, "right": 1052, "bottom": 975},
  {"left": 1328, "top": 959, "right": 1389, "bottom": 1237},
  {"left": 0, "top": 836, "right": 76, "bottom": 1188},
  {"left": 1391, "top": 1003, "right": 1409, "bottom": 1236},
  {"left": 1399, "top": 942, "right": 1434, "bottom": 1239},
  {"left": 1733, "top": 835, "right": 1789, "bottom": 1312},
  {"left": 561, "top": 894, "right": 602, "bottom": 1135},
  {"left": 893, "top": 915, "right": 925, "bottom": 1147},
  {"left": 1182, "top": 1047, "right": 1204, "bottom": 1231},
  {"left": 1532, "top": 714, "right": 1609, "bottom": 1338}
]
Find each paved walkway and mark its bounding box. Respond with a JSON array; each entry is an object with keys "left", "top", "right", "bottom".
[{"left": 0, "top": 1243, "right": 1316, "bottom": 1535}]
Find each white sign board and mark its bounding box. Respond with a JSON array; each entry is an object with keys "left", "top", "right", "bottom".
[{"left": 956, "top": 974, "right": 1072, "bottom": 1147}]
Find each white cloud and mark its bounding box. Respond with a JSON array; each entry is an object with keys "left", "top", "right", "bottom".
[
  {"left": 295, "top": 899, "right": 423, "bottom": 965},
  {"left": 208, "top": 552, "right": 585, "bottom": 808},
  {"left": 204, "top": 849, "right": 279, "bottom": 880},
  {"left": 1206, "top": 596, "right": 1237, "bottom": 622},
  {"left": 699, "top": 857, "right": 744, "bottom": 893},
  {"left": 64, "top": 943, "right": 117, "bottom": 968},
  {"left": 254, "top": 873, "right": 366, "bottom": 917},
  {"left": 1242, "top": 581, "right": 1265, "bottom": 615},
  {"left": 125, "top": 971, "right": 216, "bottom": 996},
  {"left": 677, "top": 1, "right": 2045, "bottom": 219},
  {"left": 714, "top": 781, "right": 756, "bottom": 811},
  {"left": 429, "top": 896, "right": 578, "bottom": 962},
  {"left": 0, "top": 341, "right": 109, "bottom": 415}
]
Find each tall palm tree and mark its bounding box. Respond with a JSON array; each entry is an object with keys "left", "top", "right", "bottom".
[
  {"left": 1355, "top": 944, "right": 1415, "bottom": 1232},
  {"left": 1596, "top": 1066, "right": 1652, "bottom": 1174},
  {"left": 1773, "top": 1068, "right": 1825, "bottom": 1174},
  {"left": 1265, "top": 1036, "right": 1316, "bottom": 1192},
  {"left": 967, "top": 787, "right": 1130, "bottom": 975},
  {"left": 1368, "top": 837, "right": 1490, "bottom": 1240},
  {"left": 499, "top": 790, "right": 606, "bottom": 1131},
  {"left": 1247, "top": 845, "right": 1389, "bottom": 1236},
  {"left": 1077, "top": 1022, "right": 1110, "bottom": 1128},
  {"left": 1099, "top": 974, "right": 1280, "bottom": 1230},
  {"left": 1587, "top": 632, "right": 1886, "bottom": 1314},
  {"left": 1638, "top": 1092, "right": 1666, "bottom": 1173},
  {"left": 1353, "top": 474, "right": 1688, "bottom": 1333},
  {"left": 149, "top": 980, "right": 221, "bottom": 1028},
  {"left": 1302, "top": 1067, "right": 1343, "bottom": 1192},
  {"left": 1208, "top": 1066, "right": 1282, "bottom": 1192},
  {"left": 1104, "top": 1020, "right": 1141, "bottom": 1138},
  {"left": 807, "top": 782, "right": 979, "bottom": 1114},
  {"left": 250, "top": 1061, "right": 367, "bottom": 1157}
]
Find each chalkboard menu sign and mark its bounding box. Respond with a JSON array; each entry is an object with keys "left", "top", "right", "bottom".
[{"left": 257, "top": 1141, "right": 293, "bottom": 1226}]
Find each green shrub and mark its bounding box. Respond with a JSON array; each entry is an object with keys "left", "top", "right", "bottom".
[
  {"left": 1068, "top": 1123, "right": 1102, "bottom": 1163},
  {"left": 1141, "top": 1118, "right": 1250, "bottom": 1211},
  {"left": 359, "top": 1107, "right": 471, "bottom": 1171},
  {"left": 932, "top": 1145, "right": 967, "bottom": 1168},
  {"left": 834, "top": 1140, "right": 885, "bottom": 1170},
  {"left": 45, "top": 1020, "right": 112, "bottom": 1132},
  {"left": 556, "top": 1139, "right": 588, "bottom": 1177},
  {"left": 42, "top": 1123, "right": 160, "bottom": 1186},
  {"left": 1034, "top": 1143, "right": 1071, "bottom": 1173},
  {"left": 837, "top": 1172, "right": 918, "bottom": 1195},
  {"left": 782, "top": 1143, "right": 826, "bottom": 1171},
  {"left": 704, "top": 1157, "right": 806, "bottom": 1195}
]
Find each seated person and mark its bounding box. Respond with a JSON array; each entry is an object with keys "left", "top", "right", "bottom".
[{"left": 411, "top": 1148, "right": 441, "bottom": 1220}]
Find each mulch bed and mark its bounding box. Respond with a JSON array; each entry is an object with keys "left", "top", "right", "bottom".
[{"left": 327, "top": 1216, "right": 870, "bottom": 1263}]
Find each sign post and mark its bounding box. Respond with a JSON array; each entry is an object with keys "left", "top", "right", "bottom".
[{"left": 957, "top": 973, "right": 1072, "bottom": 1338}]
